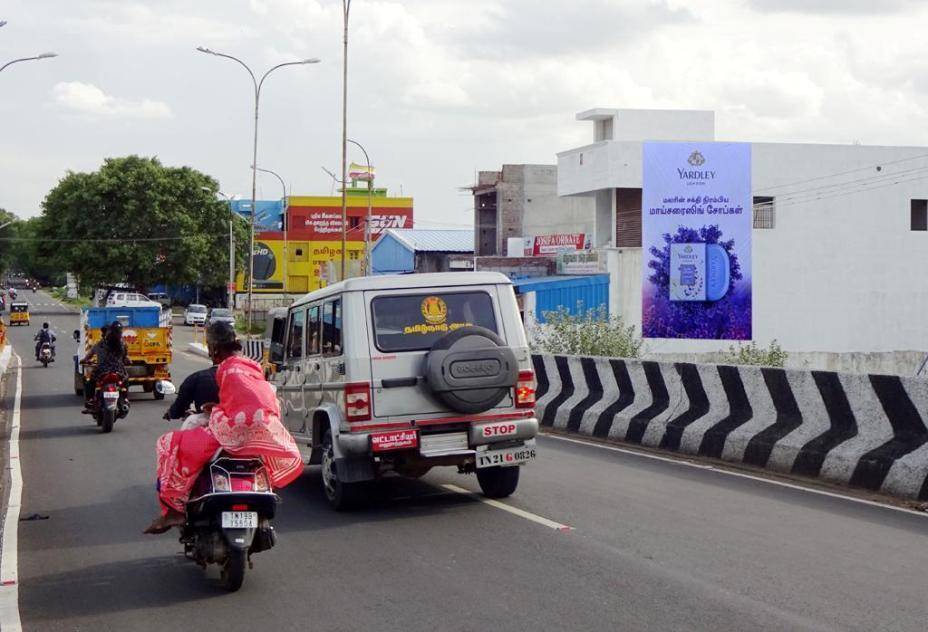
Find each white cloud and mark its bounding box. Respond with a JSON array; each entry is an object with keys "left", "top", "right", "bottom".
[{"left": 52, "top": 82, "right": 173, "bottom": 119}]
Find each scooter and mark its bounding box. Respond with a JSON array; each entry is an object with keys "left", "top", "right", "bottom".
[
  {"left": 180, "top": 452, "right": 280, "bottom": 591},
  {"left": 39, "top": 342, "right": 54, "bottom": 368}
]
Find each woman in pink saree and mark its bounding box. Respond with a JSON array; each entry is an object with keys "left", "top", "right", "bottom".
[{"left": 145, "top": 326, "right": 302, "bottom": 534}]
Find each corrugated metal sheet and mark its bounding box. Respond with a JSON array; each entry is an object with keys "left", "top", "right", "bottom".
[
  {"left": 512, "top": 275, "right": 609, "bottom": 324},
  {"left": 370, "top": 232, "right": 416, "bottom": 274},
  {"left": 387, "top": 229, "right": 474, "bottom": 253}
]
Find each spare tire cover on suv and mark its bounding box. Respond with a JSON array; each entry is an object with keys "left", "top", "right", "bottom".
[{"left": 424, "top": 326, "right": 518, "bottom": 414}]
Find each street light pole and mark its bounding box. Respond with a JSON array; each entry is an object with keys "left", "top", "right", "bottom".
[
  {"left": 340, "top": 0, "right": 352, "bottom": 282},
  {"left": 347, "top": 138, "right": 372, "bottom": 275},
  {"left": 0, "top": 51, "right": 58, "bottom": 74},
  {"left": 196, "top": 46, "right": 319, "bottom": 332},
  {"left": 254, "top": 166, "right": 289, "bottom": 296}
]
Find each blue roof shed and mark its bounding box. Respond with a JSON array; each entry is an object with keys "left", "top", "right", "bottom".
[{"left": 511, "top": 274, "right": 609, "bottom": 323}]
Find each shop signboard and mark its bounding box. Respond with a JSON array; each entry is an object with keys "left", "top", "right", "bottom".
[
  {"left": 557, "top": 250, "right": 605, "bottom": 275},
  {"left": 532, "top": 233, "right": 588, "bottom": 256},
  {"left": 641, "top": 142, "right": 752, "bottom": 340}
]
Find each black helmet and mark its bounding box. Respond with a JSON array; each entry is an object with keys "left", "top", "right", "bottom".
[
  {"left": 110, "top": 321, "right": 123, "bottom": 333},
  {"left": 43, "top": 322, "right": 49, "bottom": 329},
  {"left": 207, "top": 321, "right": 241, "bottom": 353}
]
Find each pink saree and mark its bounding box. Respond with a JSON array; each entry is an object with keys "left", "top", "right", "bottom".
[{"left": 155, "top": 356, "right": 303, "bottom": 515}]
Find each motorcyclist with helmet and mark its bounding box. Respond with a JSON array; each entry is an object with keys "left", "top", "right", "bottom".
[{"left": 34, "top": 322, "right": 56, "bottom": 361}]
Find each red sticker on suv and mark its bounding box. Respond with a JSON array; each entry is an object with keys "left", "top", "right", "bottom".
[
  {"left": 481, "top": 422, "right": 518, "bottom": 438},
  {"left": 371, "top": 429, "right": 418, "bottom": 452}
]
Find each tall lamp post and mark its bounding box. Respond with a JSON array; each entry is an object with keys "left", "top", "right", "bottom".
[
  {"left": 347, "top": 139, "right": 372, "bottom": 275},
  {"left": 254, "top": 166, "right": 289, "bottom": 296},
  {"left": 0, "top": 51, "right": 57, "bottom": 74},
  {"left": 340, "top": 0, "right": 352, "bottom": 281},
  {"left": 196, "top": 46, "right": 319, "bottom": 332}
]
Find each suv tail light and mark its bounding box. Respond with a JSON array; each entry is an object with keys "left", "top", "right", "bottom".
[
  {"left": 515, "top": 370, "right": 536, "bottom": 409},
  {"left": 345, "top": 382, "right": 372, "bottom": 422}
]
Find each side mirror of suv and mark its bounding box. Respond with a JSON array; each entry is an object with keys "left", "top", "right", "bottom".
[{"left": 269, "top": 341, "right": 284, "bottom": 364}]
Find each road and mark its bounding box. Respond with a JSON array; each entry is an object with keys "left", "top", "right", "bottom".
[{"left": 1, "top": 290, "right": 928, "bottom": 631}]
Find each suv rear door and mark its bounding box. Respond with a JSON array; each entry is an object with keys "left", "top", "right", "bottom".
[{"left": 366, "top": 286, "right": 512, "bottom": 418}]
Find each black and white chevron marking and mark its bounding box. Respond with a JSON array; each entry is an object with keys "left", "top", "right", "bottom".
[{"left": 532, "top": 354, "right": 928, "bottom": 501}]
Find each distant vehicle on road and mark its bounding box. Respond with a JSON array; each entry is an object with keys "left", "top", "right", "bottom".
[
  {"left": 147, "top": 292, "right": 172, "bottom": 309},
  {"left": 9, "top": 301, "right": 29, "bottom": 326},
  {"left": 184, "top": 304, "right": 208, "bottom": 326},
  {"left": 207, "top": 307, "right": 235, "bottom": 327},
  {"left": 106, "top": 291, "right": 161, "bottom": 309},
  {"left": 267, "top": 272, "right": 538, "bottom": 510}
]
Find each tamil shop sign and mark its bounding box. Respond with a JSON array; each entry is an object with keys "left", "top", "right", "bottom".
[
  {"left": 641, "top": 142, "right": 752, "bottom": 340},
  {"left": 531, "top": 233, "right": 588, "bottom": 256}
]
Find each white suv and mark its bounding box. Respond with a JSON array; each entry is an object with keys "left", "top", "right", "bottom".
[{"left": 267, "top": 272, "right": 538, "bottom": 510}]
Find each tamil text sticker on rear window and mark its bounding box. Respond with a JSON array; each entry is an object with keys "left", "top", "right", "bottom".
[{"left": 371, "top": 292, "right": 497, "bottom": 352}]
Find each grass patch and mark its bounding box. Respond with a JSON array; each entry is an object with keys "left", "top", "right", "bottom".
[
  {"left": 234, "top": 313, "right": 265, "bottom": 336},
  {"left": 50, "top": 286, "right": 93, "bottom": 308}
]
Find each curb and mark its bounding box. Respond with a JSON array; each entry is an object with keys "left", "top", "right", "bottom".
[
  {"left": 533, "top": 353, "right": 928, "bottom": 501},
  {"left": 187, "top": 342, "right": 209, "bottom": 358}
]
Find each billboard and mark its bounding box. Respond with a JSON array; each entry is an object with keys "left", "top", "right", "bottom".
[
  {"left": 229, "top": 199, "right": 285, "bottom": 232},
  {"left": 641, "top": 142, "right": 752, "bottom": 340},
  {"left": 531, "top": 233, "right": 588, "bottom": 256},
  {"left": 288, "top": 196, "right": 413, "bottom": 242}
]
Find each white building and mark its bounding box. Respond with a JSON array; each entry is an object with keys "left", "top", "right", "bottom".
[{"left": 557, "top": 108, "right": 928, "bottom": 374}]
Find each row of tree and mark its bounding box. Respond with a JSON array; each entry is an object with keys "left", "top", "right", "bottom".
[{"left": 0, "top": 156, "right": 249, "bottom": 292}]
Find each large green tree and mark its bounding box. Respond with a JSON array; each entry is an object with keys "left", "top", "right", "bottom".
[
  {"left": 0, "top": 207, "right": 17, "bottom": 275},
  {"left": 40, "top": 156, "right": 248, "bottom": 290}
]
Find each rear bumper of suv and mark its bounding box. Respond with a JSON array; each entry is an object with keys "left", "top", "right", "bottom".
[{"left": 336, "top": 415, "right": 539, "bottom": 457}]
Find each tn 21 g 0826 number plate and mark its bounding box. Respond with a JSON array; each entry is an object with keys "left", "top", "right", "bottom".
[
  {"left": 476, "top": 441, "right": 537, "bottom": 469},
  {"left": 221, "top": 511, "right": 258, "bottom": 529}
]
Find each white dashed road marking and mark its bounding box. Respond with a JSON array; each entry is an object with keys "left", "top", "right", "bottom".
[{"left": 442, "top": 484, "right": 574, "bottom": 532}]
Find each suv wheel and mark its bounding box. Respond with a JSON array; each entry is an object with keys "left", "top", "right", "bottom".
[
  {"left": 320, "top": 430, "right": 367, "bottom": 511},
  {"left": 476, "top": 466, "right": 520, "bottom": 498}
]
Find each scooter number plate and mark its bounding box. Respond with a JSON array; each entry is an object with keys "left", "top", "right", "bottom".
[
  {"left": 102, "top": 392, "right": 119, "bottom": 399},
  {"left": 221, "top": 511, "right": 258, "bottom": 529}
]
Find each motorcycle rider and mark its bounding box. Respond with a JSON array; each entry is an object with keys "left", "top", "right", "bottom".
[
  {"left": 34, "top": 322, "right": 56, "bottom": 361},
  {"left": 81, "top": 322, "right": 129, "bottom": 413},
  {"left": 145, "top": 321, "right": 302, "bottom": 534}
]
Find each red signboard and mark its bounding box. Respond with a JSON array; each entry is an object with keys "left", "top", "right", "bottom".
[
  {"left": 288, "top": 206, "right": 413, "bottom": 241},
  {"left": 370, "top": 429, "right": 418, "bottom": 452},
  {"left": 532, "top": 233, "right": 587, "bottom": 256}
]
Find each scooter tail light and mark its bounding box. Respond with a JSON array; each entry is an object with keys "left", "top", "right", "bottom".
[
  {"left": 515, "top": 370, "right": 536, "bottom": 409},
  {"left": 345, "top": 382, "right": 372, "bottom": 422}
]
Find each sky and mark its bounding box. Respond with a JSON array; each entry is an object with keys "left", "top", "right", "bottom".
[{"left": 1, "top": 0, "right": 927, "bottom": 227}]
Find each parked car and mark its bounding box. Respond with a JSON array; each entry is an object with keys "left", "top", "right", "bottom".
[
  {"left": 267, "top": 272, "right": 538, "bottom": 510},
  {"left": 106, "top": 291, "right": 161, "bottom": 309},
  {"left": 207, "top": 307, "right": 235, "bottom": 327},
  {"left": 147, "top": 292, "right": 172, "bottom": 309},
  {"left": 184, "top": 304, "right": 208, "bottom": 326}
]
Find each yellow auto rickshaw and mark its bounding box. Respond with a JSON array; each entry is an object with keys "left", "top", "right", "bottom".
[{"left": 9, "top": 302, "right": 29, "bottom": 326}]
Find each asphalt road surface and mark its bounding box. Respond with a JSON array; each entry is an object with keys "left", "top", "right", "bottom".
[{"left": 2, "top": 290, "right": 928, "bottom": 631}]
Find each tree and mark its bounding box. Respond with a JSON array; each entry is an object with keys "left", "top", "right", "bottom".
[
  {"left": 40, "top": 156, "right": 249, "bottom": 291},
  {"left": 0, "top": 208, "right": 18, "bottom": 276}
]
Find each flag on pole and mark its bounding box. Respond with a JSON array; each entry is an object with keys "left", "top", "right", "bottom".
[{"left": 349, "top": 162, "right": 375, "bottom": 182}]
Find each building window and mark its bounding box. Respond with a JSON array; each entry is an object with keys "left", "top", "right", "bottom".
[
  {"left": 753, "top": 196, "right": 775, "bottom": 229},
  {"left": 349, "top": 251, "right": 359, "bottom": 260},
  {"left": 295, "top": 248, "right": 303, "bottom": 256},
  {"left": 911, "top": 199, "right": 927, "bottom": 231},
  {"left": 349, "top": 216, "right": 360, "bottom": 230}
]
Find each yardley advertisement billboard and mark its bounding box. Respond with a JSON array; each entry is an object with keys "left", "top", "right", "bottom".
[{"left": 641, "top": 142, "right": 752, "bottom": 340}]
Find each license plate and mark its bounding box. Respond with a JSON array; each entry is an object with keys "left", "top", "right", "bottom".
[
  {"left": 371, "top": 429, "right": 418, "bottom": 452},
  {"left": 103, "top": 391, "right": 119, "bottom": 399},
  {"left": 476, "top": 442, "right": 537, "bottom": 468},
  {"left": 221, "top": 511, "right": 258, "bottom": 529}
]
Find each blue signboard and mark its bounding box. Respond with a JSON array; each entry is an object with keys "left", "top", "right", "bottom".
[
  {"left": 642, "top": 142, "right": 752, "bottom": 340},
  {"left": 228, "top": 199, "right": 285, "bottom": 232}
]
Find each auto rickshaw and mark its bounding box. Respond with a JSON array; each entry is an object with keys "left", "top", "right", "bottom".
[{"left": 9, "top": 302, "right": 29, "bottom": 326}]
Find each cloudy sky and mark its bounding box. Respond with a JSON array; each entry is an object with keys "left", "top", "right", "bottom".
[{"left": 1, "top": 0, "right": 927, "bottom": 226}]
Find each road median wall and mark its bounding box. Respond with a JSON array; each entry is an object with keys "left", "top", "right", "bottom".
[{"left": 532, "top": 354, "right": 928, "bottom": 501}]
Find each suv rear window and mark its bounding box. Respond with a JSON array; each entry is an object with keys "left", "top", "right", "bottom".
[{"left": 371, "top": 291, "right": 497, "bottom": 352}]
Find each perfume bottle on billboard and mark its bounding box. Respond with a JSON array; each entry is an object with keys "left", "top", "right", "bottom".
[{"left": 669, "top": 243, "right": 730, "bottom": 302}]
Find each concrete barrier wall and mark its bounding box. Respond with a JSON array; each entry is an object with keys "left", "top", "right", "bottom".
[{"left": 532, "top": 354, "right": 928, "bottom": 501}]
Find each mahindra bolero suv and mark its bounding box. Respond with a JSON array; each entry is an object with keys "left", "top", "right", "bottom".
[{"left": 267, "top": 272, "right": 538, "bottom": 510}]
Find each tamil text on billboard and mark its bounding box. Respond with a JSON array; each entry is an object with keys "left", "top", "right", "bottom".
[{"left": 641, "top": 142, "right": 752, "bottom": 340}]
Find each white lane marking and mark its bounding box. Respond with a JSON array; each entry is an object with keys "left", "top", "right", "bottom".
[
  {"left": 442, "top": 484, "right": 574, "bottom": 532},
  {"left": 542, "top": 433, "right": 928, "bottom": 519},
  {"left": 0, "top": 354, "right": 24, "bottom": 631}
]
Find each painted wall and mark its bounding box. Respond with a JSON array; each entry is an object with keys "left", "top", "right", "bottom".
[{"left": 370, "top": 233, "right": 414, "bottom": 274}]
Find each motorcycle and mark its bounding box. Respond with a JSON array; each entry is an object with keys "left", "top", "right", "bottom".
[
  {"left": 180, "top": 445, "right": 279, "bottom": 591},
  {"left": 39, "top": 342, "right": 54, "bottom": 368},
  {"left": 92, "top": 372, "right": 129, "bottom": 433}
]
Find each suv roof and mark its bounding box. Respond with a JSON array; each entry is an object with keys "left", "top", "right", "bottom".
[{"left": 291, "top": 271, "right": 512, "bottom": 308}]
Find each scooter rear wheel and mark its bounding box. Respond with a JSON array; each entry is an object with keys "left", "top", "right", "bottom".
[{"left": 221, "top": 549, "right": 246, "bottom": 592}]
